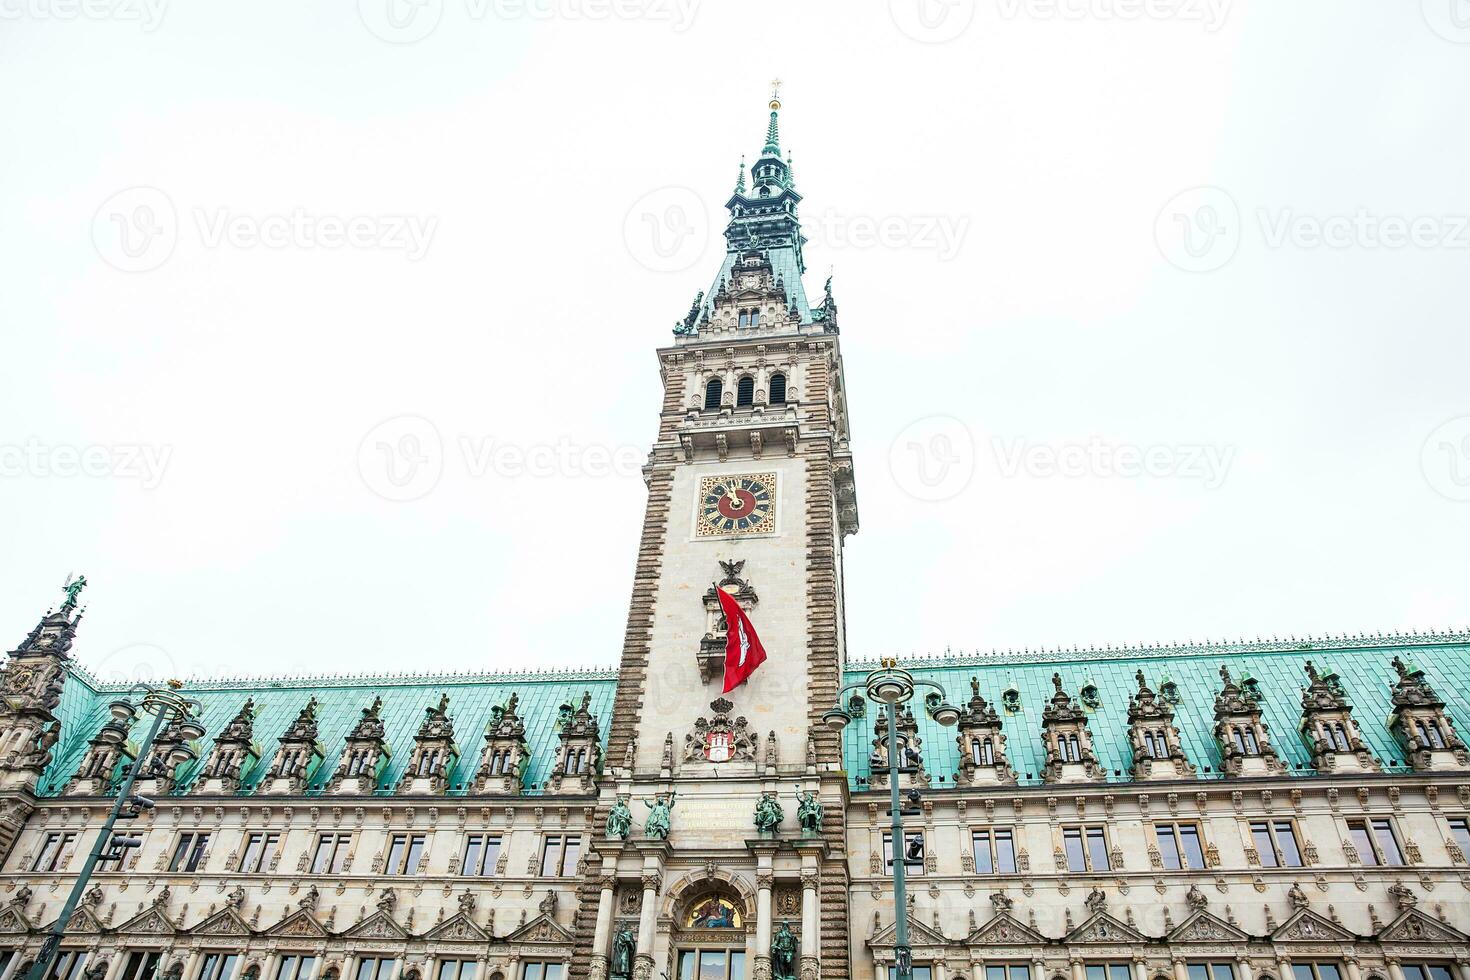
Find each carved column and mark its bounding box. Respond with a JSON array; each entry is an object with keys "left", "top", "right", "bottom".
[
  {"left": 1234, "top": 959, "right": 1254, "bottom": 980},
  {"left": 633, "top": 870, "right": 661, "bottom": 980},
  {"left": 1, "top": 954, "right": 25, "bottom": 980},
  {"left": 1387, "top": 960, "right": 1408, "bottom": 980},
  {"left": 799, "top": 868, "right": 819, "bottom": 980},
  {"left": 183, "top": 952, "right": 204, "bottom": 980},
  {"left": 101, "top": 953, "right": 128, "bottom": 980},
  {"left": 1275, "top": 956, "right": 1292, "bottom": 980},
  {"left": 1032, "top": 960, "right": 1046, "bottom": 980},
  {"left": 1071, "top": 957, "right": 1085, "bottom": 980},
  {"left": 1343, "top": 960, "right": 1361, "bottom": 980},
  {"left": 1132, "top": 957, "right": 1149, "bottom": 980},
  {"left": 754, "top": 869, "right": 774, "bottom": 980},
  {"left": 1172, "top": 958, "right": 1189, "bottom": 980},
  {"left": 228, "top": 956, "right": 249, "bottom": 980},
  {"left": 589, "top": 875, "right": 616, "bottom": 980}
]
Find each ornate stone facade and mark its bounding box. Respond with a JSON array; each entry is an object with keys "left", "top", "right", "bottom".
[{"left": 0, "top": 94, "right": 1468, "bottom": 980}]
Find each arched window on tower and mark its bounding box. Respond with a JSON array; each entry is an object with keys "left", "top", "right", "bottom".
[
  {"left": 704, "top": 378, "right": 723, "bottom": 410},
  {"left": 768, "top": 372, "right": 787, "bottom": 405},
  {"left": 736, "top": 376, "right": 755, "bottom": 407}
]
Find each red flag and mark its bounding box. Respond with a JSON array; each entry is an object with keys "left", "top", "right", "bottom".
[{"left": 715, "top": 586, "right": 768, "bottom": 694}]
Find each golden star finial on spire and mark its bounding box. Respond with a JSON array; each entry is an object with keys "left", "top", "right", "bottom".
[{"left": 769, "top": 78, "right": 782, "bottom": 111}]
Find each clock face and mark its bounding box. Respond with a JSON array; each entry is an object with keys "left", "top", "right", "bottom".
[{"left": 696, "top": 473, "right": 777, "bottom": 537}]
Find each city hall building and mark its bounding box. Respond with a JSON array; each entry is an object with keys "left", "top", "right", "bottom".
[{"left": 1, "top": 94, "right": 1468, "bottom": 980}]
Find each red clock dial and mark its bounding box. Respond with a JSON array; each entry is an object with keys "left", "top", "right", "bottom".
[{"left": 717, "top": 489, "right": 758, "bottom": 519}]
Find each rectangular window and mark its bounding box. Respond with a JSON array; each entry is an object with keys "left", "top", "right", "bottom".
[
  {"left": 1347, "top": 818, "right": 1404, "bottom": 866},
  {"left": 196, "top": 953, "right": 239, "bottom": 980},
  {"left": 1449, "top": 817, "right": 1470, "bottom": 857},
  {"left": 1292, "top": 965, "right": 1344, "bottom": 980},
  {"left": 971, "top": 828, "right": 1017, "bottom": 874},
  {"left": 311, "top": 833, "right": 352, "bottom": 875},
  {"left": 882, "top": 831, "right": 926, "bottom": 876},
  {"left": 680, "top": 953, "right": 746, "bottom": 980},
  {"left": 120, "top": 952, "right": 163, "bottom": 980},
  {"left": 32, "top": 831, "right": 78, "bottom": 872},
  {"left": 522, "top": 965, "right": 566, "bottom": 980},
  {"left": 1064, "top": 825, "right": 1110, "bottom": 872},
  {"left": 886, "top": 970, "right": 932, "bottom": 980},
  {"left": 1249, "top": 820, "right": 1302, "bottom": 868},
  {"left": 1187, "top": 967, "right": 1237, "bottom": 980},
  {"left": 461, "top": 834, "right": 502, "bottom": 876},
  {"left": 1156, "top": 822, "right": 1207, "bottom": 870},
  {"left": 385, "top": 833, "right": 427, "bottom": 875},
  {"left": 986, "top": 967, "right": 1032, "bottom": 980},
  {"left": 169, "top": 832, "right": 211, "bottom": 873},
  {"left": 1084, "top": 966, "right": 1133, "bottom": 980},
  {"left": 237, "top": 832, "right": 282, "bottom": 874},
  {"left": 438, "top": 963, "right": 478, "bottom": 980},
  {"left": 540, "top": 835, "right": 581, "bottom": 877},
  {"left": 47, "top": 952, "right": 89, "bottom": 980},
  {"left": 1401, "top": 967, "right": 1455, "bottom": 980},
  {"left": 275, "top": 957, "right": 316, "bottom": 980},
  {"left": 355, "top": 960, "right": 396, "bottom": 980}
]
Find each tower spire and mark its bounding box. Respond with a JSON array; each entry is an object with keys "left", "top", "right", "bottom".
[
  {"left": 761, "top": 78, "right": 782, "bottom": 158},
  {"left": 734, "top": 155, "right": 746, "bottom": 194}
]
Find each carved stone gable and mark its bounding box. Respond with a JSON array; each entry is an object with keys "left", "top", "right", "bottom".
[
  {"left": 1065, "top": 912, "right": 1146, "bottom": 944},
  {"left": 423, "top": 912, "right": 489, "bottom": 943},
  {"left": 1272, "top": 909, "right": 1355, "bottom": 943},
  {"left": 190, "top": 907, "right": 253, "bottom": 937},
  {"left": 1168, "top": 910, "right": 1248, "bottom": 944},
  {"left": 964, "top": 912, "right": 1045, "bottom": 945},
  {"left": 868, "top": 917, "right": 949, "bottom": 949},
  {"left": 506, "top": 912, "right": 576, "bottom": 945},
  {"left": 0, "top": 906, "right": 31, "bottom": 934},
  {"left": 341, "top": 909, "right": 409, "bottom": 940},
  {"left": 265, "top": 908, "right": 329, "bottom": 938},
  {"left": 61, "top": 906, "right": 105, "bottom": 934},
  {"left": 1378, "top": 909, "right": 1470, "bottom": 944},
  {"left": 116, "top": 906, "right": 180, "bottom": 936}
]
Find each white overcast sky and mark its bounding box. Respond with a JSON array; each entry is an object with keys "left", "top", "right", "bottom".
[{"left": 3, "top": 0, "right": 1470, "bottom": 684}]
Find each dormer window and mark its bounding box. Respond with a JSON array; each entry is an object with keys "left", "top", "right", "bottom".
[
  {"left": 1416, "top": 719, "right": 1446, "bottom": 748},
  {"left": 1080, "top": 684, "right": 1100, "bottom": 709},
  {"left": 769, "top": 373, "right": 787, "bottom": 405},
  {"left": 1144, "top": 730, "right": 1169, "bottom": 759},
  {"left": 1001, "top": 688, "right": 1020, "bottom": 712},
  {"left": 738, "top": 309, "right": 761, "bottom": 328},
  {"left": 1230, "top": 726, "right": 1260, "bottom": 755},
  {"left": 1160, "top": 681, "right": 1180, "bottom": 703},
  {"left": 1059, "top": 734, "right": 1082, "bottom": 762},
  {"left": 704, "top": 379, "right": 723, "bottom": 410},
  {"left": 736, "top": 376, "right": 755, "bottom": 407}
]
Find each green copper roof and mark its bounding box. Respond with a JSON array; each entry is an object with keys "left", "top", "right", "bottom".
[
  {"left": 840, "top": 632, "right": 1470, "bottom": 790},
  {"left": 39, "top": 667, "right": 617, "bottom": 798}
]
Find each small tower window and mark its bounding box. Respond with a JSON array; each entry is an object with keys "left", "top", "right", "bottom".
[
  {"left": 769, "top": 373, "right": 787, "bottom": 405},
  {"left": 704, "top": 378, "right": 723, "bottom": 410},
  {"left": 736, "top": 376, "right": 755, "bottom": 407},
  {"left": 739, "top": 308, "right": 762, "bottom": 328}
]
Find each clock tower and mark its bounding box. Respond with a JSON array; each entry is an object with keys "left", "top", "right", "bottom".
[{"left": 573, "top": 89, "right": 857, "bottom": 980}]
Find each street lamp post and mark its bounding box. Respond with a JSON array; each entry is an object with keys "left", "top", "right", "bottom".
[
  {"left": 823, "top": 658, "right": 960, "bottom": 980},
  {"left": 25, "top": 681, "right": 202, "bottom": 980}
]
